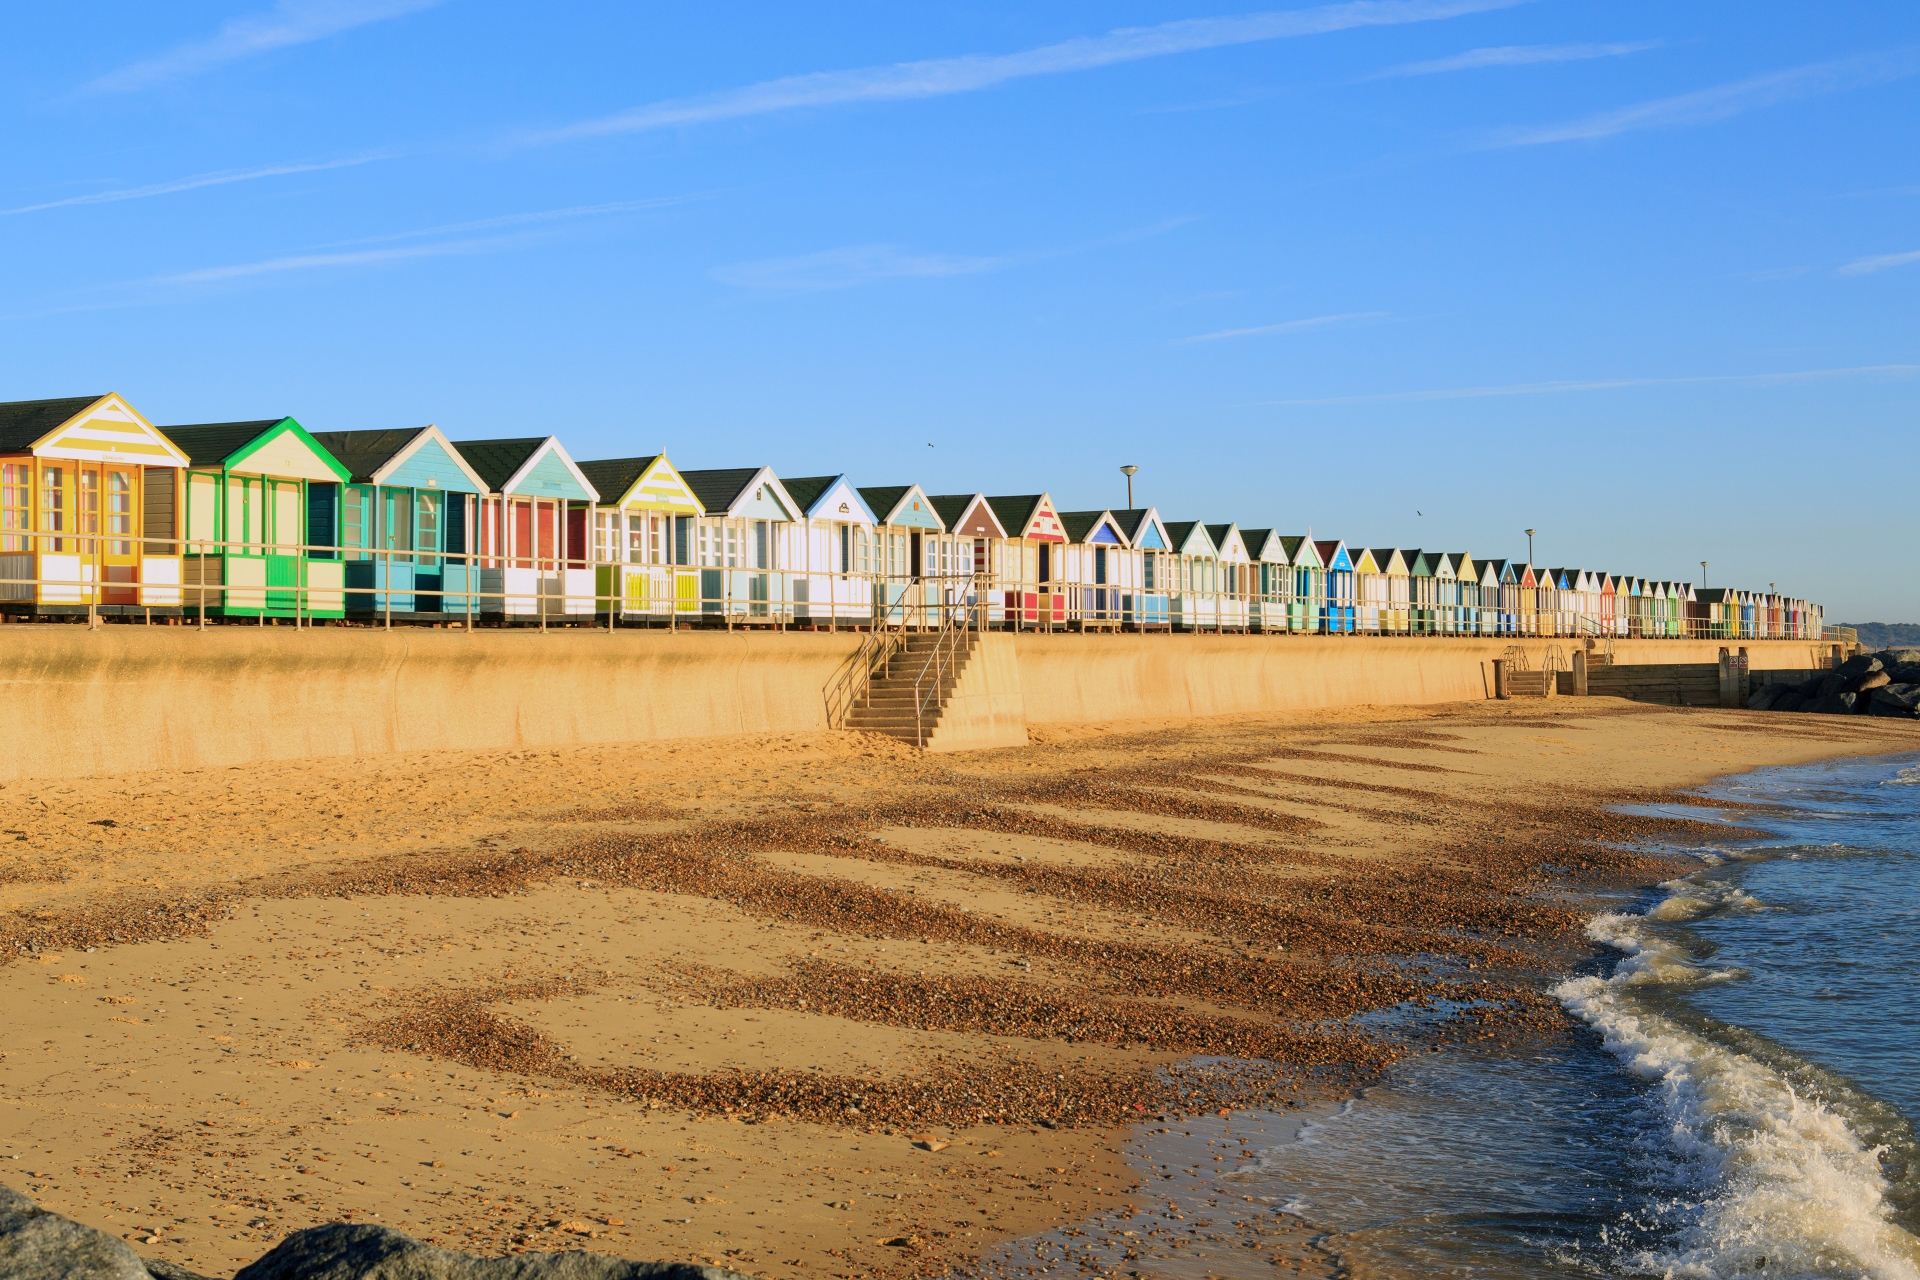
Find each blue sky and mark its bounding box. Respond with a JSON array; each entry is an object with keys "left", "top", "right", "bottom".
[{"left": 4, "top": 1, "right": 1915, "bottom": 620}]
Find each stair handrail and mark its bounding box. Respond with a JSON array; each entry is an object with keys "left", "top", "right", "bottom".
[
  {"left": 911, "top": 602, "right": 974, "bottom": 748},
  {"left": 823, "top": 597, "right": 910, "bottom": 729}
]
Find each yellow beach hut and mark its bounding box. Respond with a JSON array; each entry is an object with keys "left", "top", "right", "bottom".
[
  {"left": 0, "top": 394, "right": 190, "bottom": 618},
  {"left": 576, "top": 454, "right": 703, "bottom": 624}
]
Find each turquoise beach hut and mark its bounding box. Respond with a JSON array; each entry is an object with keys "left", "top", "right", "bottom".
[{"left": 311, "top": 426, "right": 490, "bottom": 620}]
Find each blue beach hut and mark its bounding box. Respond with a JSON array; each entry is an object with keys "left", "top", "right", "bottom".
[{"left": 310, "top": 426, "right": 490, "bottom": 620}]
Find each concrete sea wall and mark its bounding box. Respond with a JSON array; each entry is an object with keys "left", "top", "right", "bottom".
[{"left": 0, "top": 626, "right": 1828, "bottom": 781}]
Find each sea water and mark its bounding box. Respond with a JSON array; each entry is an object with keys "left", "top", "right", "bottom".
[{"left": 975, "top": 752, "right": 1920, "bottom": 1279}]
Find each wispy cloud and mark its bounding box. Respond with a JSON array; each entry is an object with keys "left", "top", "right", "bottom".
[
  {"left": 1179, "top": 311, "right": 1388, "bottom": 342},
  {"left": 1261, "top": 363, "right": 1920, "bottom": 405},
  {"left": 715, "top": 218, "right": 1194, "bottom": 293},
  {"left": 1367, "top": 40, "right": 1657, "bottom": 79},
  {"left": 1, "top": 153, "right": 394, "bottom": 216},
  {"left": 713, "top": 245, "right": 1007, "bottom": 291},
  {"left": 83, "top": 0, "right": 446, "bottom": 94},
  {"left": 1839, "top": 248, "right": 1920, "bottom": 276},
  {"left": 150, "top": 197, "right": 684, "bottom": 287},
  {"left": 156, "top": 237, "right": 516, "bottom": 286},
  {"left": 517, "top": 0, "right": 1526, "bottom": 146},
  {"left": 1490, "top": 48, "right": 1920, "bottom": 147},
  {"left": 314, "top": 195, "right": 707, "bottom": 248}
]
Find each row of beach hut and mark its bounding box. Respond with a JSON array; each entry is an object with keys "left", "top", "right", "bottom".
[{"left": 0, "top": 394, "right": 1822, "bottom": 640}]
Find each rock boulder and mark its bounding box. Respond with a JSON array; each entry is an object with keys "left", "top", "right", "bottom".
[
  {"left": 0, "top": 1183, "right": 207, "bottom": 1280},
  {"left": 233, "top": 1224, "right": 750, "bottom": 1280}
]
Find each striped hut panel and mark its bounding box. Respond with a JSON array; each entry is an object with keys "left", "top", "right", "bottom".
[
  {"left": 634, "top": 457, "right": 702, "bottom": 513},
  {"left": 31, "top": 394, "right": 188, "bottom": 465}
]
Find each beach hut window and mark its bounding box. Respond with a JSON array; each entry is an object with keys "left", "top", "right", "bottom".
[
  {"left": 342, "top": 487, "right": 370, "bottom": 559},
  {"left": 76, "top": 469, "right": 100, "bottom": 555},
  {"left": 106, "top": 469, "right": 134, "bottom": 555},
  {"left": 417, "top": 491, "right": 441, "bottom": 558},
  {"left": 839, "top": 525, "right": 850, "bottom": 574},
  {"left": 755, "top": 521, "right": 769, "bottom": 570},
  {"left": 1143, "top": 553, "right": 1156, "bottom": 590},
  {"left": 1, "top": 464, "right": 27, "bottom": 552},
  {"left": 40, "top": 467, "right": 65, "bottom": 552},
  {"left": 1095, "top": 546, "right": 1108, "bottom": 585}
]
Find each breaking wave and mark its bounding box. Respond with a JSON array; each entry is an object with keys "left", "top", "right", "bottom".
[{"left": 1555, "top": 884, "right": 1920, "bottom": 1280}]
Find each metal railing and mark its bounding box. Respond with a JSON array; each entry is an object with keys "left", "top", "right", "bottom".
[
  {"left": 0, "top": 526, "right": 1825, "bottom": 642},
  {"left": 910, "top": 603, "right": 977, "bottom": 748}
]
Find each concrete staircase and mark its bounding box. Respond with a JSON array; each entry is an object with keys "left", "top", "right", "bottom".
[{"left": 845, "top": 630, "right": 979, "bottom": 745}]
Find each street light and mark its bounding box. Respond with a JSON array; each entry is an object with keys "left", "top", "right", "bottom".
[
  {"left": 1700, "top": 560, "right": 1709, "bottom": 587},
  {"left": 1525, "top": 528, "right": 1536, "bottom": 565},
  {"left": 1121, "top": 464, "right": 1139, "bottom": 509}
]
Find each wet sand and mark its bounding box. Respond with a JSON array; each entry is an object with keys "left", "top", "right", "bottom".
[{"left": 2, "top": 698, "right": 1915, "bottom": 1278}]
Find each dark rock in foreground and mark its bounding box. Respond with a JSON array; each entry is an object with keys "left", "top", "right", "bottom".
[
  {"left": 2, "top": 1185, "right": 748, "bottom": 1280},
  {"left": 235, "top": 1225, "right": 749, "bottom": 1280},
  {"left": 1751, "top": 650, "right": 1920, "bottom": 718},
  {"left": 0, "top": 1182, "right": 199, "bottom": 1280}
]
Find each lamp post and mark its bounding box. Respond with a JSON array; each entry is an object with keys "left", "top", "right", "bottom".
[
  {"left": 1701, "top": 560, "right": 1709, "bottom": 587},
  {"left": 1120, "top": 465, "right": 1138, "bottom": 509},
  {"left": 1525, "top": 528, "right": 1536, "bottom": 565}
]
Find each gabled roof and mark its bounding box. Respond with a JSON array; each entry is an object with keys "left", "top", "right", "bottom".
[
  {"left": 1241, "top": 529, "right": 1286, "bottom": 562},
  {"left": 983, "top": 494, "right": 1065, "bottom": 541},
  {"left": 784, "top": 474, "right": 877, "bottom": 523},
  {"left": 680, "top": 466, "right": 796, "bottom": 520},
  {"left": 448, "top": 437, "right": 598, "bottom": 500},
  {"left": 855, "top": 484, "right": 941, "bottom": 529},
  {"left": 162, "top": 420, "right": 285, "bottom": 468},
  {"left": 163, "top": 418, "right": 350, "bottom": 482},
  {"left": 1370, "top": 548, "right": 1408, "bottom": 574},
  {"left": 1164, "top": 521, "right": 1217, "bottom": 556},
  {"left": 576, "top": 455, "right": 659, "bottom": 506},
  {"left": 1407, "top": 550, "right": 1437, "bottom": 576},
  {"left": 779, "top": 475, "right": 836, "bottom": 513},
  {"left": 1206, "top": 523, "right": 1248, "bottom": 561},
  {"left": 578, "top": 453, "right": 702, "bottom": 513},
  {"left": 311, "top": 426, "right": 491, "bottom": 492},
  {"left": 0, "top": 396, "right": 107, "bottom": 452},
  {"left": 1282, "top": 536, "right": 1320, "bottom": 568},
  {"left": 929, "top": 494, "right": 1006, "bottom": 539},
  {"left": 1112, "top": 508, "right": 1169, "bottom": 551},
  {"left": 0, "top": 393, "right": 188, "bottom": 465},
  {"left": 1313, "top": 540, "right": 1348, "bottom": 569},
  {"left": 1057, "top": 509, "right": 1127, "bottom": 546}
]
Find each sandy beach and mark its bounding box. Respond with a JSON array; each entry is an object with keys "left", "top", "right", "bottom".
[{"left": 2, "top": 698, "right": 1915, "bottom": 1278}]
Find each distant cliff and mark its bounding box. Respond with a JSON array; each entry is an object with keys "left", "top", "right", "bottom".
[{"left": 1836, "top": 622, "right": 1920, "bottom": 648}]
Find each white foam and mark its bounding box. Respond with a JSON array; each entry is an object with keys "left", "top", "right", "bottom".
[
  {"left": 1558, "top": 896, "right": 1920, "bottom": 1279},
  {"left": 1881, "top": 765, "right": 1920, "bottom": 788}
]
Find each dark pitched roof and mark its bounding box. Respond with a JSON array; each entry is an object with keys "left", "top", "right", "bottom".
[
  {"left": 1204, "top": 522, "right": 1237, "bottom": 549},
  {"left": 679, "top": 468, "right": 761, "bottom": 514},
  {"left": 309, "top": 429, "right": 423, "bottom": 484},
  {"left": 983, "top": 495, "right": 1044, "bottom": 530},
  {"left": 1164, "top": 520, "right": 1202, "bottom": 550},
  {"left": 779, "top": 475, "right": 839, "bottom": 514},
  {"left": 449, "top": 438, "right": 547, "bottom": 492},
  {"left": 857, "top": 486, "right": 912, "bottom": 523},
  {"left": 1369, "top": 548, "right": 1401, "bottom": 569},
  {"left": 1109, "top": 508, "right": 1155, "bottom": 538},
  {"left": 0, "top": 396, "right": 107, "bottom": 452},
  {"left": 576, "top": 456, "right": 660, "bottom": 506},
  {"left": 929, "top": 493, "right": 1009, "bottom": 538},
  {"left": 1279, "top": 535, "right": 1309, "bottom": 562},
  {"left": 1239, "top": 528, "right": 1275, "bottom": 557},
  {"left": 1056, "top": 510, "right": 1112, "bottom": 544},
  {"left": 161, "top": 420, "right": 288, "bottom": 468}
]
